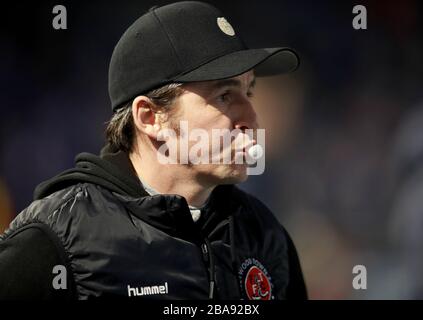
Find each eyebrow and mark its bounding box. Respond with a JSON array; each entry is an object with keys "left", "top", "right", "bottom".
[{"left": 211, "top": 77, "right": 256, "bottom": 92}]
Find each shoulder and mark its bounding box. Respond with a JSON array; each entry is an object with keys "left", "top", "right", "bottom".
[
  {"left": 232, "top": 186, "right": 308, "bottom": 297},
  {"left": 231, "top": 186, "right": 285, "bottom": 229},
  {"left": 231, "top": 186, "right": 304, "bottom": 257},
  {"left": 0, "top": 225, "right": 76, "bottom": 299},
  {"left": 230, "top": 186, "right": 293, "bottom": 246},
  {"left": 1, "top": 183, "right": 112, "bottom": 241}
]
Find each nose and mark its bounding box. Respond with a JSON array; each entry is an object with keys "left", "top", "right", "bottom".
[
  {"left": 233, "top": 97, "right": 260, "bottom": 153},
  {"left": 234, "top": 100, "right": 259, "bottom": 131}
]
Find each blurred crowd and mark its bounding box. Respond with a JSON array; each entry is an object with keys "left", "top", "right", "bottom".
[{"left": 1, "top": 0, "right": 422, "bottom": 299}]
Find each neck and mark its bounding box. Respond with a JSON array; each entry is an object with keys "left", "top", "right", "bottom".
[{"left": 129, "top": 148, "right": 214, "bottom": 207}]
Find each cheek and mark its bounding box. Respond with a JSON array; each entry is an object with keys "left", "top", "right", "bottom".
[
  {"left": 191, "top": 111, "right": 233, "bottom": 132},
  {"left": 178, "top": 97, "right": 233, "bottom": 131}
]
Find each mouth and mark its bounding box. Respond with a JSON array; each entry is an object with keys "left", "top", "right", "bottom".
[
  {"left": 235, "top": 139, "right": 256, "bottom": 154},
  {"left": 232, "top": 150, "right": 251, "bottom": 166}
]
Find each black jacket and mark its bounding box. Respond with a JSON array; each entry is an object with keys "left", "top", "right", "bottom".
[{"left": 0, "top": 146, "right": 307, "bottom": 300}]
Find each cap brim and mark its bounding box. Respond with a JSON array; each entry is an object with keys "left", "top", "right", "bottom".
[{"left": 174, "top": 47, "right": 299, "bottom": 82}]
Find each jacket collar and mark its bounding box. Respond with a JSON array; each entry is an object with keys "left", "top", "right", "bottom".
[{"left": 100, "top": 145, "right": 240, "bottom": 242}]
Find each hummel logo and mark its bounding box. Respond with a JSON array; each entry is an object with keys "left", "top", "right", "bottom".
[{"left": 127, "top": 282, "right": 169, "bottom": 297}]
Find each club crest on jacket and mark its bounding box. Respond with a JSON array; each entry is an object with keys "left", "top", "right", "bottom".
[{"left": 238, "top": 258, "right": 273, "bottom": 300}]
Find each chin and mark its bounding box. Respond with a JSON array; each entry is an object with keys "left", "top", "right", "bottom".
[
  {"left": 198, "top": 164, "right": 249, "bottom": 186},
  {"left": 219, "top": 164, "right": 249, "bottom": 184}
]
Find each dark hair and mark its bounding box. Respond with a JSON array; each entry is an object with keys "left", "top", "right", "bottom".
[{"left": 105, "top": 83, "right": 184, "bottom": 153}]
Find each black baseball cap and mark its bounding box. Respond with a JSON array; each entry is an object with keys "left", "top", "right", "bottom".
[{"left": 108, "top": 1, "right": 299, "bottom": 111}]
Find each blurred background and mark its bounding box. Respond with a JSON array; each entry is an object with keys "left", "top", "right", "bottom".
[{"left": 1, "top": 0, "right": 422, "bottom": 299}]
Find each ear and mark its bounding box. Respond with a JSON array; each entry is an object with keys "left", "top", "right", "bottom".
[{"left": 132, "top": 96, "right": 160, "bottom": 139}]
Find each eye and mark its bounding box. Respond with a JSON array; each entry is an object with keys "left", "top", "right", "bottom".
[{"left": 217, "top": 90, "right": 231, "bottom": 103}]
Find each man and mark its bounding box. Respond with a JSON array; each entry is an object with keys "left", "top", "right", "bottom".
[{"left": 0, "top": 1, "right": 306, "bottom": 300}]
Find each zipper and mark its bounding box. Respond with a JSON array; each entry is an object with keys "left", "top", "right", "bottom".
[
  {"left": 201, "top": 238, "right": 215, "bottom": 299},
  {"left": 201, "top": 243, "right": 209, "bottom": 262}
]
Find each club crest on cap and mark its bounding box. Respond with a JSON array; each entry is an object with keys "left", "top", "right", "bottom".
[
  {"left": 238, "top": 258, "right": 273, "bottom": 300},
  {"left": 217, "top": 17, "right": 235, "bottom": 36}
]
